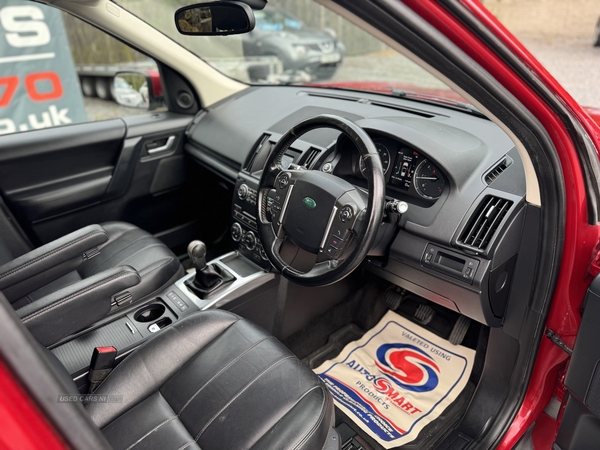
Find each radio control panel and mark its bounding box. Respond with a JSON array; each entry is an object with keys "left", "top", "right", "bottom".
[{"left": 232, "top": 176, "right": 271, "bottom": 270}]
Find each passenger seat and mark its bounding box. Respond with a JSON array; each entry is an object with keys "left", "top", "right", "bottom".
[{"left": 0, "top": 221, "right": 183, "bottom": 310}]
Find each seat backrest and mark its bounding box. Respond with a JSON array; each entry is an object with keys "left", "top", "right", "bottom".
[
  {"left": 0, "top": 237, "right": 14, "bottom": 266},
  {"left": 0, "top": 196, "right": 33, "bottom": 260}
]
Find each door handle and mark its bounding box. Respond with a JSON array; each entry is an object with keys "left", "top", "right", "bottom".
[{"left": 147, "top": 135, "right": 176, "bottom": 154}]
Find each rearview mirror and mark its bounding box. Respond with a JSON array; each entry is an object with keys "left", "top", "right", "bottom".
[{"left": 175, "top": 1, "right": 255, "bottom": 36}]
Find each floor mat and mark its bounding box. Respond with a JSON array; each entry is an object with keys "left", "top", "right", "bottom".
[
  {"left": 302, "top": 324, "right": 365, "bottom": 369},
  {"left": 313, "top": 310, "right": 475, "bottom": 449}
]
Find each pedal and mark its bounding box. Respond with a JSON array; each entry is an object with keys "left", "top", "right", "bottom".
[
  {"left": 414, "top": 303, "right": 435, "bottom": 325},
  {"left": 384, "top": 289, "right": 403, "bottom": 311},
  {"left": 449, "top": 315, "right": 471, "bottom": 345}
]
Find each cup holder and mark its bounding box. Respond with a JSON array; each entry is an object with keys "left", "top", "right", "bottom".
[
  {"left": 134, "top": 304, "right": 165, "bottom": 323},
  {"left": 148, "top": 317, "right": 173, "bottom": 333}
]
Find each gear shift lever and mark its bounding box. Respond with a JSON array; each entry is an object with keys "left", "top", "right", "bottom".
[
  {"left": 185, "top": 240, "right": 234, "bottom": 298},
  {"left": 188, "top": 240, "right": 208, "bottom": 273}
]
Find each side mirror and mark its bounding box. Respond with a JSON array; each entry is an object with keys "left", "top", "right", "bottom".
[
  {"left": 112, "top": 71, "right": 164, "bottom": 111},
  {"left": 175, "top": 1, "right": 255, "bottom": 36}
]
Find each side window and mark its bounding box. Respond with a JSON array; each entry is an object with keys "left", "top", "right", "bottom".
[{"left": 0, "top": 2, "right": 165, "bottom": 136}]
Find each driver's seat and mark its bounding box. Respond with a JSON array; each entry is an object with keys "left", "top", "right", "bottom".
[{"left": 0, "top": 292, "right": 340, "bottom": 450}]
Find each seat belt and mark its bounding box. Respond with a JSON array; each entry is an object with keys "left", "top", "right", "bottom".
[{"left": 88, "top": 346, "right": 117, "bottom": 394}]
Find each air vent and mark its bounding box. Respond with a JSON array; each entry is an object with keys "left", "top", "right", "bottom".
[
  {"left": 244, "top": 133, "right": 271, "bottom": 171},
  {"left": 484, "top": 157, "right": 512, "bottom": 185},
  {"left": 459, "top": 196, "right": 513, "bottom": 251},
  {"left": 300, "top": 91, "right": 436, "bottom": 118},
  {"left": 303, "top": 147, "right": 321, "bottom": 168},
  {"left": 301, "top": 91, "right": 362, "bottom": 103},
  {"left": 370, "top": 101, "right": 435, "bottom": 118}
]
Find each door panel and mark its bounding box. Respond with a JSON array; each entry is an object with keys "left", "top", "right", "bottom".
[
  {"left": 555, "top": 276, "right": 600, "bottom": 449},
  {"left": 0, "top": 112, "right": 231, "bottom": 255},
  {"left": 10, "top": 167, "right": 114, "bottom": 221},
  {"left": 0, "top": 119, "right": 125, "bottom": 223}
]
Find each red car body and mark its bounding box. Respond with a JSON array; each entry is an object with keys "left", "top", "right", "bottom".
[{"left": 1, "top": 1, "right": 599, "bottom": 448}]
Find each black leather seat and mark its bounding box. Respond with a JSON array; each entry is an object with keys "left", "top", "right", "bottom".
[
  {"left": 73, "top": 222, "right": 182, "bottom": 304},
  {"left": 5, "top": 222, "right": 183, "bottom": 309},
  {"left": 73, "top": 310, "right": 338, "bottom": 450}
]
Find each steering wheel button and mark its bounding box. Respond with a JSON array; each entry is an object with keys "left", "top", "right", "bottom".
[
  {"left": 340, "top": 206, "right": 353, "bottom": 223},
  {"left": 328, "top": 236, "right": 342, "bottom": 249},
  {"left": 331, "top": 226, "right": 348, "bottom": 240},
  {"left": 278, "top": 173, "right": 290, "bottom": 189},
  {"left": 326, "top": 246, "right": 340, "bottom": 258}
]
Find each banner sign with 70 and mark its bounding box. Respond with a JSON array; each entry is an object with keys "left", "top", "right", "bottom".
[{"left": 0, "top": 1, "right": 86, "bottom": 135}]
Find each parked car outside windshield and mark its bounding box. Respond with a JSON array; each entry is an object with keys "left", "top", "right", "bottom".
[{"left": 242, "top": 8, "right": 345, "bottom": 81}]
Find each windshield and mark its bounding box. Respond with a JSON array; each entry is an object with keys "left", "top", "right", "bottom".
[{"left": 116, "top": 0, "right": 466, "bottom": 103}]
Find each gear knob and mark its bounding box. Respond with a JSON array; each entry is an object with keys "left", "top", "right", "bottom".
[{"left": 187, "top": 240, "right": 207, "bottom": 271}]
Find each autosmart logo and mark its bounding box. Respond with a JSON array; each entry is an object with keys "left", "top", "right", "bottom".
[
  {"left": 374, "top": 343, "right": 440, "bottom": 392},
  {"left": 317, "top": 313, "right": 475, "bottom": 447}
]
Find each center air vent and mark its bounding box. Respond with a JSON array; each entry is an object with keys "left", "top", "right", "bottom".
[
  {"left": 459, "top": 196, "right": 513, "bottom": 251},
  {"left": 484, "top": 156, "right": 513, "bottom": 185},
  {"left": 303, "top": 147, "right": 321, "bottom": 168}
]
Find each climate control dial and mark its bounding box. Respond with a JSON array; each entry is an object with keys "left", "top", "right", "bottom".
[
  {"left": 237, "top": 184, "right": 248, "bottom": 200},
  {"left": 243, "top": 231, "right": 257, "bottom": 251},
  {"left": 231, "top": 222, "right": 243, "bottom": 242}
]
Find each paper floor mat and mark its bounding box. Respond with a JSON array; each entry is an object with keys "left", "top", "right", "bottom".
[{"left": 314, "top": 310, "right": 475, "bottom": 449}]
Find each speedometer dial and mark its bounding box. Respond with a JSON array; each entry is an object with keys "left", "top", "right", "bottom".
[
  {"left": 414, "top": 160, "right": 445, "bottom": 200},
  {"left": 359, "top": 142, "right": 391, "bottom": 176}
]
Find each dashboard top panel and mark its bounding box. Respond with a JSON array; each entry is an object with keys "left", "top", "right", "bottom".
[{"left": 191, "top": 86, "right": 514, "bottom": 169}]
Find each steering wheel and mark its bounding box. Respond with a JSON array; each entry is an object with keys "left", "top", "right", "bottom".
[{"left": 257, "top": 114, "right": 385, "bottom": 286}]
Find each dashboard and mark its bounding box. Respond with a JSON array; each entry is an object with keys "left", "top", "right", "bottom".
[{"left": 184, "top": 86, "right": 528, "bottom": 327}]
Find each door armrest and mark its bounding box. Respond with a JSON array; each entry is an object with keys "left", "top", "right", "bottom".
[
  {"left": 17, "top": 266, "right": 141, "bottom": 346},
  {"left": 0, "top": 224, "right": 109, "bottom": 303}
]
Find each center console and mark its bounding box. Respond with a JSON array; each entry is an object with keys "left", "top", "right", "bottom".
[
  {"left": 50, "top": 249, "right": 274, "bottom": 392},
  {"left": 175, "top": 252, "right": 273, "bottom": 310}
]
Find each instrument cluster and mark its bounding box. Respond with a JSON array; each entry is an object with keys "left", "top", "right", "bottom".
[{"left": 344, "top": 135, "right": 447, "bottom": 202}]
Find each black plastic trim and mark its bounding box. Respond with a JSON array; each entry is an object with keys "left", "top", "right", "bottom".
[
  {"left": 157, "top": 63, "right": 200, "bottom": 114},
  {"left": 0, "top": 119, "right": 125, "bottom": 162},
  {"left": 103, "top": 136, "right": 142, "bottom": 201},
  {"left": 185, "top": 142, "right": 240, "bottom": 183}
]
